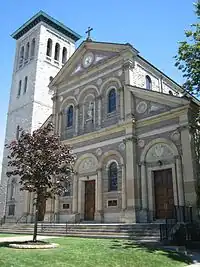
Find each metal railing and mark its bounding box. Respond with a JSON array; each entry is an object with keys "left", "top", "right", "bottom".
[{"left": 159, "top": 205, "right": 195, "bottom": 243}]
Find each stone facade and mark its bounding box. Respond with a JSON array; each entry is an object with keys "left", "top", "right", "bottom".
[
  {"left": 1, "top": 13, "right": 199, "bottom": 224},
  {"left": 38, "top": 41, "right": 198, "bottom": 223},
  {"left": 0, "top": 12, "right": 79, "bottom": 221}
]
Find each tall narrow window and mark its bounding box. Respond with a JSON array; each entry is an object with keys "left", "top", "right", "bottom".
[
  {"left": 8, "top": 204, "right": 15, "bottom": 216},
  {"left": 19, "top": 46, "right": 24, "bottom": 67},
  {"left": 17, "top": 80, "right": 22, "bottom": 97},
  {"left": 10, "top": 179, "right": 15, "bottom": 200},
  {"left": 67, "top": 105, "right": 73, "bottom": 127},
  {"left": 108, "top": 162, "right": 118, "bottom": 191},
  {"left": 108, "top": 88, "right": 116, "bottom": 113},
  {"left": 16, "top": 125, "right": 20, "bottom": 140},
  {"left": 63, "top": 182, "right": 71, "bottom": 196},
  {"left": 24, "top": 42, "right": 30, "bottom": 62},
  {"left": 46, "top": 38, "right": 52, "bottom": 57},
  {"left": 24, "top": 76, "right": 28, "bottom": 93},
  {"left": 146, "top": 75, "right": 152, "bottom": 90},
  {"left": 54, "top": 43, "right": 60, "bottom": 61},
  {"left": 30, "top": 38, "right": 36, "bottom": 58},
  {"left": 62, "top": 47, "right": 67, "bottom": 64}
]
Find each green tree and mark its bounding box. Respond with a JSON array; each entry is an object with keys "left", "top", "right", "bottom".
[
  {"left": 175, "top": 1, "right": 200, "bottom": 95},
  {"left": 6, "top": 122, "right": 74, "bottom": 242}
]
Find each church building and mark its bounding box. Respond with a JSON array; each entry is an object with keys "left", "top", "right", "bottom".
[{"left": 0, "top": 11, "right": 199, "bottom": 224}]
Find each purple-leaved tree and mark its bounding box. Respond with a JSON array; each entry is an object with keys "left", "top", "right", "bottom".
[{"left": 6, "top": 122, "right": 74, "bottom": 242}]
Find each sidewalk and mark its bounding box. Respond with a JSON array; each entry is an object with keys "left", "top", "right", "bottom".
[{"left": 0, "top": 235, "right": 57, "bottom": 243}]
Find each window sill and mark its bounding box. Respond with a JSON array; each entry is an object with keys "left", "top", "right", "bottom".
[{"left": 106, "top": 111, "right": 117, "bottom": 118}]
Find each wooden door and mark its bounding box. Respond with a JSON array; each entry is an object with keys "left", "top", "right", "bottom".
[
  {"left": 154, "top": 169, "right": 174, "bottom": 219},
  {"left": 84, "top": 180, "right": 95, "bottom": 221}
]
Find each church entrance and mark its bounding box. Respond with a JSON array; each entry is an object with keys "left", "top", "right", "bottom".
[
  {"left": 84, "top": 180, "right": 95, "bottom": 221},
  {"left": 154, "top": 169, "right": 174, "bottom": 219}
]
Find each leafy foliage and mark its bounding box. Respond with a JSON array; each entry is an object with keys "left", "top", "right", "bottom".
[
  {"left": 175, "top": 1, "right": 200, "bottom": 95},
  {"left": 6, "top": 122, "right": 74, "bottom": 199}
]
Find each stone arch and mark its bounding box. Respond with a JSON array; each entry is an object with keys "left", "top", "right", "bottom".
[
  {"left": 77, "top": 85, "right": 99, "bottom": 102},
  {"left": 100, "top": 77, "right": 122, "bottom": 95},
  {"left": 74, "top": 153, "right": 98, "bottom": 174},
  {"left": 99, "top": 150, "right": 124, "bottom": 168},
  {"left": 105, "top": 159, "right": 119, "bottom": 170},
  {"left": 140, "top": 138, "right": 179, "bottom": 163},
  {"left": 60, "top": 96, "right": 78, "bottom": 111}
]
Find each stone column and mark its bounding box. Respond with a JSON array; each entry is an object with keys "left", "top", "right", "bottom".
[
  {"left": 72, "top": 173, "right": 78, "bottom": 213},
  {"left": 97, "top": 95, "right": 102, "bottom": 128},
  {"left": 176, "top": 156, "right": 184, "bottom": 206},
  {"left": 54, "top": 196, "right": 60, "bottom": 223},
  {"left": 124, "top": 136, "right": 136, "bottom": 222},
  {"left": 123, "top": 59, "right": 134, "bottom": 85},
  {"left": 75, "top": 104, "right": 79, "bottom": 136},
  {"left": 179, "top": 115, "right": 196, "bottom": 206},
  {"left": 78, "top": 179, "right": 82, "bottom": 215},
  {"left": 24, "top": 191, "right": 30, "bottom": 216},
  {"left": 96, "top": 168, "right": 103, "bottom": 222},
  {"left": 119, "top": 88, "right": 124, "bottom": 121},
  {"left": 141, "top": 162, "right": 148, "bottom": 209},
  {"left": 140, "top": 162, "right": 148, "bottom": 222},
  {"left": 121, "top": 164, "right": 126, "bottom": 210}
]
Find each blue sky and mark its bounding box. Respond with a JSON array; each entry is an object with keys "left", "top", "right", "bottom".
[{"left": 0, "top": 0, "right": 196, "bottom": 172}]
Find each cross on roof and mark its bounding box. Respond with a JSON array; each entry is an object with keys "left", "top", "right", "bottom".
[{"left": 85, "top": 27, "right": 93, "bottom": 41}]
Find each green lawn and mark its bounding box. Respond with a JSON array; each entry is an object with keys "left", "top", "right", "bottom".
[{"left": 0, "top": 237, "right": 191, "bottom": 267}]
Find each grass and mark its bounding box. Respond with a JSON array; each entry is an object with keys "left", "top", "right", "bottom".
[{"left": 0, "top": 237, "right": 191, "bottom": 267}]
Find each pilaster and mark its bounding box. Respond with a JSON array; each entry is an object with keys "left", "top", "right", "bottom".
[
  {"left": 75, "top": 104, "right": 79, "bottom": 136},
  {"left": 72, "top": 173, "right": 78, "bottom": 213},
  {"left": 95, "top": 168, "right": 103, "bottom": 222},
  {"left": 123, "top": 133, "right": 137, "bottom": 222},
  {"left": 179, "top": 115, "right": 196, "bottom": 206}
]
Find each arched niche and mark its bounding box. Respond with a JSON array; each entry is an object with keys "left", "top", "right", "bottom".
[
  {"left": 74, "top": 153, "right": 98, "bottom": 174},
  {"left": 140, "top": 138, "right": 179, "bottom": 163}
]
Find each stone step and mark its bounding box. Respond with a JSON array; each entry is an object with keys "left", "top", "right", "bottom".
[{"left": 0, "top": 230, "right": 160, "bottom": 241}]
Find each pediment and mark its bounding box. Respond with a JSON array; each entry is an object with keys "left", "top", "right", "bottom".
[
  {"left": 70, "top": 49, "right": 119, "bottom": 77},
  {"left": 127, "top": 85, "right": 189, "bottom": 119},
  {"left": 49, "top": 41, "right": 138, "bottom": 88}
]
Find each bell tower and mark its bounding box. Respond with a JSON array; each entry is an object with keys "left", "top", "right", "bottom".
[{"left": 0, "top": 11, "right": 81, "bottom": 221}]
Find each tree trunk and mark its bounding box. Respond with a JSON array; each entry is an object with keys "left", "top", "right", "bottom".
[
  {"left": 38, "top": 192, "right": 46, "bottom": 221},
  {"left": 33, "top": 206, "right": 38, "bottom": 242}
]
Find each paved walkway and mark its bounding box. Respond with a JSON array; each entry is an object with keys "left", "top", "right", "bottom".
[{"left": 0, "top": 235, "right": 57, "bottom": 243}]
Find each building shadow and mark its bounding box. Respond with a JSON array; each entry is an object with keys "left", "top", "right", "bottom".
[{"left": 109, "top": 239, "right": 192, "bottom": 265}]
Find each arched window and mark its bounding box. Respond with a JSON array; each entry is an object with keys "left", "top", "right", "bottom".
[
  {"left": 16, "top": 125, "right": 20, "bottom": 140},
  {"left": 24, "top": 42, "right": 30, "bottom": 62},
  {"left": 17, "top": 80, "right": 22, "bottom": 97},
  {"left": 46, "top": 38, "right": 52, "bottom": 57},
  {"left": 30, "top": 38, "right": 36, "bottom": 58},
  {"left": 54, "top": 43, "right": 60, "bottom": 61},
  {"left": 62, "top": 47, "right": 67, "bottom": 64},
  {"left": 108, "top": 162, "right": 118, "bottom": 191},
  {"left": 19, "top": 46, "right": 24, "bottom": 67},
  {"left": 24, "top": 76, "right": 28, "bottom": 93},
  {"left": 146, "top": 75, "right": 152, "bottom": 90},
  {"left": 67, "top": 105, "right": 73, "bottom": 127},
  {"left": 108, "top": 88, "right": 116, "bottom": 113}
]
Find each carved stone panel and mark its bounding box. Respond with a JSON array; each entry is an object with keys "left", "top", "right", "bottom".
[
  {"left": 78, "top": 157, "right": 98, "bottom": 174},
  {"left": 146, "top": 143, "right": 174, "bottom": 162}
]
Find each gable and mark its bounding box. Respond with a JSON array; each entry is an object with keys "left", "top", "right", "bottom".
[
  {"left": 49, "top": 41, "right": 138, "bottom": 88},
  {"left": 70, "top": 49, "right": 119, "bottom": 77},
  {"left": 127, "top": 85, "right": 190, "bottom": 120}
]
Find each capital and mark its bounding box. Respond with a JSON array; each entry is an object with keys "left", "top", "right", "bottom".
[
  {"left": 123, "top": 60, "right": 134, "bottom": 70},
  {"left": 96, "top": 94, "right": 102, "bottom": 100}
]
